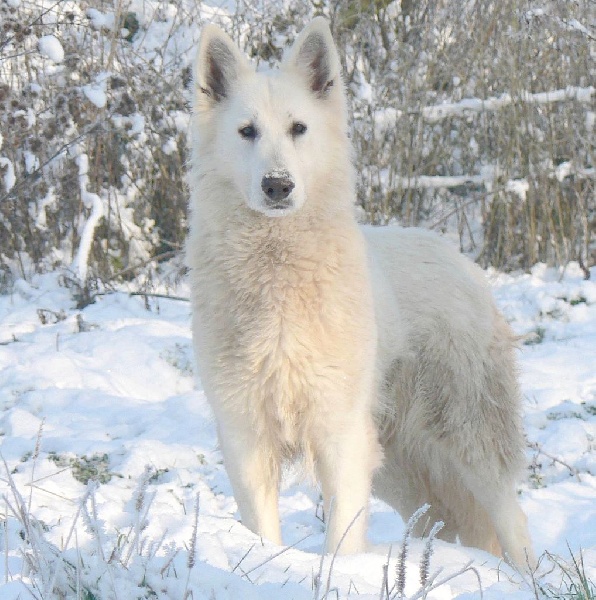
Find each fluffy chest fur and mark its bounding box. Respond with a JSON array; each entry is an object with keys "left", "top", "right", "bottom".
[{"left": 188, "top": 212, "right": 376, "bottom": 454}]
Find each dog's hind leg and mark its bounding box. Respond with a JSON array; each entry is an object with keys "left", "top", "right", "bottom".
[
  {"left": 460, "top": 317, "right": 536, "bottom": 570},
  {"left": 446, "top": 489, "right": 502, "bottom": 557},
  {"left": 217, "top": 421, "right": 282, "bottom": 545},
  {"left": 456, "top": 467, "right": 535, "bottom": 569},
  {"left": 379, "top": 445, "right": 532, "bottom": 567},
  {"left": 440, "top": 313, "right": 535, "bottom": 570},
  {"left": 491, "top": 495, "right": 535, "bottom": 570}
]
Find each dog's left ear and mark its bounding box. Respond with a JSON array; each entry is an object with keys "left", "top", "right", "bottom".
[{"left": 283, "top": 17, "right": 341, "bottom": 98}]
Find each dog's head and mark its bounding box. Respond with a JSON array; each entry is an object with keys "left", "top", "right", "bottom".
[{"left": 192, "top": 18, "right": 348, "bottom": 217}]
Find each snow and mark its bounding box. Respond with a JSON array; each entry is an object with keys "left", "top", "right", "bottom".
[
  {"left": 422, "top": 86, "right": 595, "bottom": 122},
  {"left": 23, "top": 150, "right": 39, "bottom": 174},
  {"left": 0, "top": 261, "right": 594, "bottom": 598},
  {"left": 162, "top": 138, "right": 178, "bottom": 155},
  {"left": 82, "top": 84, "right": 108, "bottom": 109},
  {"left": 70, "top": 153, "right": 105, "bottom": 281},
  {"left": 0, "top": 157, "right": 16, "bottom": 192},
  {"left": 38, "top": 35, "right": 65, "bottom": 64},
  {"left": 32, "top": 187, "right": 57, "bottom": 230},
  {"left": 398, "top": 174, "right": 487, "bottom": 189},
  {"left": 395, "top": 160, "right": 593, "bottom": 192},
  {"left": 86, "top": 8, "right": 117, "bottom": 32},
  {"left": 505, "top": 179, "right": 529, "bottom": 201}
]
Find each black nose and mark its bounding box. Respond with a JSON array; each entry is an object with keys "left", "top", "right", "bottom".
[{"left": 261, "top": 176, "right": 295, "bottom": 204}]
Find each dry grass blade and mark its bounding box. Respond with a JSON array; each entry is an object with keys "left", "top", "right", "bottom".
[
  {"left": 321, "top": 507, "right": 366, "bottom": 599},
  {"left": 394, "top": 504, "right": 430, "bottom": 599},
  {"left": 182, "top": 492, "right": 201, "bottom": 599},
  {"left": 419, "top": 520, "right": 444, "bottom": 588}
]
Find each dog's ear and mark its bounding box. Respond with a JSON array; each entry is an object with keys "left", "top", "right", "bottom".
[
  {"left": 283, "top": 17, "right": 341, "bottom": 98},
  {"left": 194, "top": 24, "right": 249, "bottom": 105}
]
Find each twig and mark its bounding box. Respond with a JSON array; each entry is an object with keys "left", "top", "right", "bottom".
[
  {"left": 128, "top": 292, "right": 190, "bottom": 302},
  {"left": 231, "top": 543, "right": 256, "bottom": 574},
  {"left": 28, "top": 420, "right": 45, "bottom": 515},
  {"left": 109, "top": 250, "right": 179, "bottom": 281},
  {"left": 23, "top": 484, "right": 74, "bottom": 503},
  {"left": 394, "top": 504, "right": 430, "bottom": 598},
  {"left": 86, "top": 484, "right": 120, "bottom": 600},
  {"left": 379, "top": 545, "right": 392, "bottom": 600},
  {"left": 25, "top": 466, "right": 73, "bottom": 486},
  {"left": 0, "top": 116, "right": 115, "bottom": 206},
  {"left": 46, "top": 486, "right": 93, "bottom": 595},
  {"left": 241, "top": 532, "right": 312, "bottom": 579},
  {"left": 183, "top": 492, "right": 200, "bottom": 600},
  {"left": 1, "top": 455, "right": 41, "bottom": 571},
  {"left": 313, "top": 496, "right": 335, "bottom": 599},
  {"left": 409, "top": 560, "right": 484, "bottom": 600},
  {"left": 0, "top": 0, "right": 67, "bottom": 52},
  {"left": 322, "top": 507, "right": 365, "bottom": 599},
  {"left": 528, "top": 441, "right": 582, "bottom": 482},
  {"left": 578, "top": 255, "right": 591, "bottom": 281},
  {"left": 3, "top": 498, "right": 8, "bottom": 585},
  {"left": 419, "top": 520, "right": 444, "bottom": 588},
  {"left": 159, "top": 547, "right": 180, "bottom": 577},
  {"left": 123, "top": 466, "right": 154, "bottom": 567}
]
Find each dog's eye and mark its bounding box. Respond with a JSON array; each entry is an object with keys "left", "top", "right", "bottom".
[
  {"left": 239, "top": 124, "right": 257, "bottom": 140},
  {"left": 291, "top": 122, "right": 307, "bottom": 137}
]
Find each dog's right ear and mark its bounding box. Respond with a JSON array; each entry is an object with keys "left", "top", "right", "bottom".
[{"left": 194, "top": 25, "right": 249, "bottom": 106}]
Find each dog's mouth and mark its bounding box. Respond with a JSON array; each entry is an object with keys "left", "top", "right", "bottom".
[
  {"left": 265, "top": 200, "right": 294, "bottom": 211},
  {"left": 256, "top": 201, "right": 297, "bottom": 218}
]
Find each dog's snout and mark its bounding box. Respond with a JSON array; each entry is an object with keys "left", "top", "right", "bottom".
[{"left": 261, "top": 175, "right": 295, "bottom": 205}]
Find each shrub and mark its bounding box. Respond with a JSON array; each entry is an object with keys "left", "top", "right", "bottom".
[{"left": 1, "top": 0, "right": 593, "bottom": 290}]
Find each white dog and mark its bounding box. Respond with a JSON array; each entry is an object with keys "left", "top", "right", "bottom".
[{"left": 186, "top": 18, "right": 535, "bottom": 569}]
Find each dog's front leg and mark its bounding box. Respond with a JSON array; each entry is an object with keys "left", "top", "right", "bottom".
[
  {"left": 217, "top": 421, "right": 282, "bottom": 545},
  {"left": 315, "top": 413, "right": 378, "bottom": 555}
]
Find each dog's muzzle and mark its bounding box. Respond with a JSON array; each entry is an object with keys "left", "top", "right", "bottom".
[{"left": 261, "top": 174, "right": 295, "bottom": 209}]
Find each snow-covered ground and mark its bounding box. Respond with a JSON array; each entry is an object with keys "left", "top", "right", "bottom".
[{"left": 0, "top": 258, "right": 594, "bottom": 599}]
